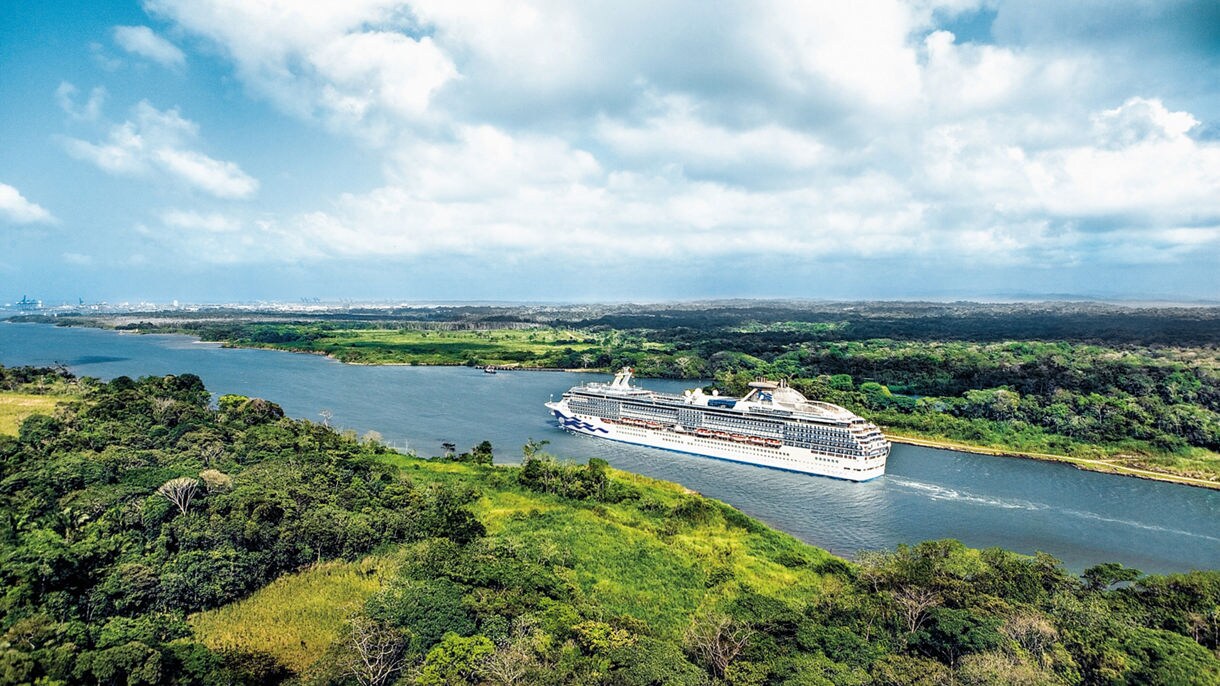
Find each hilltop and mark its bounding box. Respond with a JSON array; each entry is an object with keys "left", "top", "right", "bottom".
[{"left": 1, "top": 365, "right": 1218, "bottom": 685}]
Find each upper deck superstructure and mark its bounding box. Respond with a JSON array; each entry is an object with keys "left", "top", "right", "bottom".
[{"left": 546, "top": 367, "right": 888, "bottom": 480}]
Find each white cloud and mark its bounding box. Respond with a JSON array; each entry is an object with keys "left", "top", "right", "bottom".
[
  {"left": 1021, "top": 98, "right": 1220, "bottom": 221},
  {"left": 113, "top": 25, "right": 186, "bottom": 68},
  {"left": 747, "top": 0, "right": 924, "bottom": 110},
  {"left": 1092, "top": 96, "right": 1199, "bottom": 148},
  {"left": 139, "top": 0, "right": 1220, "bottom": 274},
  {"left": 63, "top": 101, "right": 259, "bottom": 199},
  {"left": 0, "top": 183, "right": 55, "bottom": 224},
  {"left": 596, "top": 96, "right": 826, "bottom": 184},
  {"left": 144, "top": 0, "right": 453, "bottom": 134},
  {"left": 56, "top": 82, "right": 107, "bottom": 122}
]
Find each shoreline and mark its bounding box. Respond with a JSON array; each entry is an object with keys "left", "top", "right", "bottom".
[{"left": 887, "top": 433, "right": 1220, "bottom": 491}]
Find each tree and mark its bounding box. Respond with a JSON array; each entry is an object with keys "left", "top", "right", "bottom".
[
  {"left": 955, "top": 651, "right": 1057, "bottom": 686},
  {"left": 341, "top": 614, "right": 408, "bottom": 686},
  {"left": 198, "top": 469, "right": 233, "bottom": 492},
  {"left": 199, "top": 442, "right": 224, "bottom": 467},
  {"left": 894, "top": 585, "right": 942, "bottom": 635},
  {"left": 522, "top": 438, "right": 549, "bottom": 459},
  {"left": 156, "top": 477, "right": 199, "bottom": 516},
  {"left": 1082, "top": 562, "right": 1142, "bottom": 591},
  {"left": 1000, "top": 612, "right": 1058, "bottom": 667},
  {"left": 481, "top": 640, "right": 537, "bottom": 686},
  {"left": 416, "top": 633, "right": 494, "bottom": 686},
  {"left": 683, "top": 612, "right": 753, "bottom": 678},
  {"left": 909, "top": 608, "right": 1003, "bottom": 665}
]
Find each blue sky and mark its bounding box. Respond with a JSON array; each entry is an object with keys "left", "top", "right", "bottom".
[{"left": 1, "top": 0, "right": 1218, "bottom": 304}]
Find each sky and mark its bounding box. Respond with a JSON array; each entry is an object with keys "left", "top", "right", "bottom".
[{"left": 1, "top": 0, "right": 1218, "bottom": 304}]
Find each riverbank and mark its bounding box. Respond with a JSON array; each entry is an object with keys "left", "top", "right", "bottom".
[{"left": 885, "top": 431, "right": 1220, "bottom": 490}]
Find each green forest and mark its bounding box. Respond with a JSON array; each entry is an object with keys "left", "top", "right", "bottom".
[{"left": 1, "top": 365, "right": 1219, "bottom": 685}]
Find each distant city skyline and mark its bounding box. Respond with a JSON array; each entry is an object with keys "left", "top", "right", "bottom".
[{"left": 2, "top": 1, "right": 1218, "bottom": 302}]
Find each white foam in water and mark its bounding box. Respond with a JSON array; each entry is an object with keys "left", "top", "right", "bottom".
[
  {"left": 888, "top": 477, "right": 1049, "bottom": 511},
  {"left": 891, "top": 477, "right": 1220, "bottom": 544}
]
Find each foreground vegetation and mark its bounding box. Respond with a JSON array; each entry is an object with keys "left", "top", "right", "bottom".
[
  {"left": 1, "top": 364, "right": 1219, "bottom": 685},
  {"left": 0, "top": 393, "right": 65, "bottom": 436},
  {"left": 21, "top": 301, "right": 1220, "bottom": 484}
]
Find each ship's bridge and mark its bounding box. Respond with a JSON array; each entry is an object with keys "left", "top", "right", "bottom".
[{"left": 742, "top": 380, "right": 856, "bottom": 421}]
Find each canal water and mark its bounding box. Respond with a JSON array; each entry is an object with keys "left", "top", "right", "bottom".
[{"left": 2, "top": 322, "right": 1216, "bottom": 574}]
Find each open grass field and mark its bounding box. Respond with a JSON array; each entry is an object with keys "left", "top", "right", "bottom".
[
  {"left": 0, "top": 392, "right": 65, "bottom": 435},
  {"left": 190, "top": 555, "right": 400, "bottom": 673},
  {"left": 191, "top": 456, "right": 839, "bottom": 668},
  {"left": 243, "top": 327, "right": 631, "bottom": 366}
]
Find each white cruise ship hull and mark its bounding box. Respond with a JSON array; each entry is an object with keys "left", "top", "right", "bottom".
[{"left": 546, "top": 400, "right": 886, "bottom": 482}]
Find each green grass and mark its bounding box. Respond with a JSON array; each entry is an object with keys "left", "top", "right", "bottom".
[
  {"left": 192, "top": 455, "right": 841, "bottom": 668},
  {"left": 255, "top": 328, "right": 610, "bottom": 366},
  {"left": 190, "top": 555, "right": 399, "bottom": 673},
  {"left": 0, "top": 392, "right": 66, "bottom": 435},
  {"left": 441, "top": 460, "right": 836, "bottom": 634}
]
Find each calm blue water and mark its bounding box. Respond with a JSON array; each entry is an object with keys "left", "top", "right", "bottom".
[{"left": 2, "top": 322, "right": 1217, "bottom": 574}]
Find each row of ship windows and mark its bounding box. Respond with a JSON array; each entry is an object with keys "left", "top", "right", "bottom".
[
  {"left": 606, "top": 427, "right": 876, "bottom": 468},
  {"left": 609, "top": 423, "right": 865, "bottom": 459},
  {"left": 789, "top": 427, "right": 847, "bottom": 435},
  {"left": 688, "top": 439, "right": 845, "bottom": 466},
  {"left": 626, "top": 410, "right": 678, "bottom": 420},
  {"left": 705, "top": 417, "right": 778, "bottom": 431}
]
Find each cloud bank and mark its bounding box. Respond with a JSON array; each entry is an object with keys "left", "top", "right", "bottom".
[{"left": 131, "top": 0, "right": 1218, "bottom": 273}]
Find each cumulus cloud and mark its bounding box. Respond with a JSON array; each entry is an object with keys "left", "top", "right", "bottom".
[
  {"left": 63, "top": 101, "right": 259, "bottom": 199},
  {"left": 139, "top": 0, "right": 1219, "bottom": 272},
  {"left": 113, "top": 25, "right": 186, "bottom": 68},
  {"left": 143, "top": 0, "right": 454, "bottom": 135},
  {"left": 1021, "top": 98, "right": 1219, "bottom": 221},
  {"left": 56, "top": 82, "right": 107, "bottom": 122},
  {"left": 0, "top": 183, "right": 55, "bottom": 224}
]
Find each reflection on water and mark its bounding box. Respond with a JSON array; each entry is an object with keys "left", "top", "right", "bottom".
[{"left": 2, "top": 322, "right": 1217, "bottom": 574}]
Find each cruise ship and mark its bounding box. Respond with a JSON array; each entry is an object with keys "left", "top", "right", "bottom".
[{"left": 545, "top": 367, "right": 889, "bottom": 481}]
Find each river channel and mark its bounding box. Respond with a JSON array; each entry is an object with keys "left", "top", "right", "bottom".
[{"left": 2, "top": 322, "right": 1217, "bottom": 574}]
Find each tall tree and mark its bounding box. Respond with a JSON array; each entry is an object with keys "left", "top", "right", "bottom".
[{"left": 155, "top": 477, "right": 198, "bottom": 516}]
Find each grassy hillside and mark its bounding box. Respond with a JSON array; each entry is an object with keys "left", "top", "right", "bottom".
[
  {"left": 191, "top": 556, "right": 399, "bottom": 673},
  {"left": 2, "top": 364, "right": 1218, "bottom": 686},
  {"left": 192, "top": 461, "right": 837, "bottom": 674},
  {"left": 0, "top": 392, "right": 65, "bottom": 435}
]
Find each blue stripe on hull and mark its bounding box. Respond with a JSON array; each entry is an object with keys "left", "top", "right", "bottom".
[{"left": 553, "top": 422, "right": 883, "bottom": 483}]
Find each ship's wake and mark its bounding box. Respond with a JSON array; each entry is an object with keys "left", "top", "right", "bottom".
[{"left": 889, "top": 477, "right": 1220, "bottom": 543}]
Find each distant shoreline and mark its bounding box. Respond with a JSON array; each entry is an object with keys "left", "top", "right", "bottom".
[{"left": 887, "top": 433, "right": 1220, "bottom": 490}]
